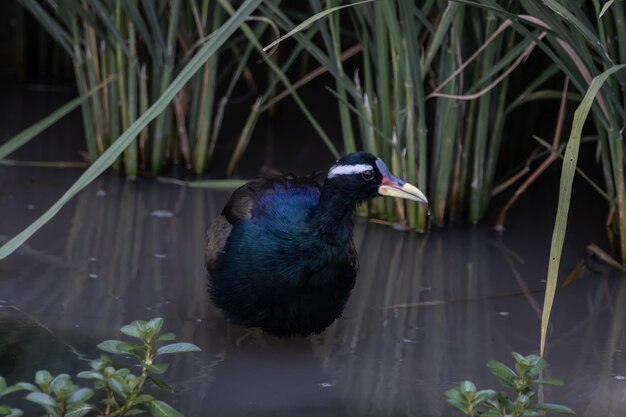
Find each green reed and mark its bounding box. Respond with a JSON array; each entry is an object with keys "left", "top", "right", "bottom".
[
  {"left": 462, "top": 0, "right": 626, "bottom": 260},
  {"left": 266, "top": 1, "right": 543, "bottom": 230},
  {"left": 0, "top": 0, "right": 263, "bottom": 260},
  {"left": 13, "top": 0, "right": 626, "bottom": 255},
  {"left": 18, "top": 0, "right": 290, "bottom": 175}
]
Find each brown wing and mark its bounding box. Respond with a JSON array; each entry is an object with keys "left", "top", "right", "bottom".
[{"left": 205, "top": 215, "right": 232, "bottom": 271}]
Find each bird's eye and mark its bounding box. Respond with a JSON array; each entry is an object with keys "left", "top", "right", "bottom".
[{"left": 361, "top": 170, "right": 375, "bottom": 181}]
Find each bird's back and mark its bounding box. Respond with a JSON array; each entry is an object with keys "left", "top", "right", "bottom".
[{"left": 206, "top": 174, "right": 357, "bottom": 336}]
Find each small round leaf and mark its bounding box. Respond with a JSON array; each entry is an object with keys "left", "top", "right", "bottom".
[
  {"left": 25, "top": 392, "right": 56, "bottom": 407},
  {"left": 148, "top": 400, "right": 185, "bottom": 417},
  {"left": 156, "top": 343, "right": 201, "bottom": 355}
]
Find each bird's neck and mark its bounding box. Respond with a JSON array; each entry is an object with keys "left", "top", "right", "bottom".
[{"left": 310, "top": 184, "right": 358, "bottom": 244}]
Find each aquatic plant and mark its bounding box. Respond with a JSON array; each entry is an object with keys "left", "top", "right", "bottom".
[
  {"left": 0, "top": 377, "right": 22, "bottom": 417},
  {"left": 445, "top": 353, "right": 574, "bottom": 417},
  {"left": 458, "top": 0, "right": 626, "bottom": 262},
  {"left": 0, "top": 318, "right": 200, "bottom": 417},
  {"left": 17, "top": 0, "right": 308, "bottom": 176},
  {"left": 0, "top": 0, "right": 262, "bottom": 261}
]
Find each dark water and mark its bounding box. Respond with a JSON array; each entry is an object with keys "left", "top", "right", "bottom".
[
  {"left": 1, "top": 81, "right": 626, "bottom": 417},
  {"left": 1, "top": 162, "right": 626, "bottom": 417}
]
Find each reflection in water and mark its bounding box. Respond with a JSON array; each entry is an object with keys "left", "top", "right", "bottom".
[{"left": 1, "top": 168, "right": 626, "bottom": 416}]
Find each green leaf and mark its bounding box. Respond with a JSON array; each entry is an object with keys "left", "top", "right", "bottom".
[
  {"left": 134, "top": 320, "right": 150, "bottom": 336},
  {"left": 5, "top": 409, "right": 23, "bottom": 417},
  {"left": 100, "top": 398, "right": 118, "bottom": 407},
  {"left": 25, "top": 392, "right": 56, "bottom": 407},
  {"left": 523, "top": 355, "right": 546, "bottom": 376},
  {"left": 49, "top": 374, "right": 74, "bottom": 399},
  {"left": 534, "top": 377, "right": 564, "bottom": 386},
  {"left": 114, "top": 369, "right": 132, "bottom": 378},
  {"left": 459, "top": 380, "right": 476, "bottom": 395},
  {"left": 145, "top": 363, "right": 170, "bottom": 375},
  {"left": 68, "top": 388, "right": 94, "bottom": 404},
  {"left": 97, "top": 340, "right": 140, "bottom": 355},
  {"left": 516, "top": 394, "right": 531, "bottom": 407},
  {"left": 487, "top": 360, "right": 517, "bottom": 388},
  {"left": 77, "top": 371, "right": 104, "bottom": 381},
  {"left": 148, "top": 318, "right": 164, "bottom": 335},
  {"left": 445, "top": 399, "right": 469, "bottom": 414},
  {"left": 0, "top": 80, "right": 112, "bottom": 160},
  {"left": 133, "top": 394, "right": 155, "bottom": 404},
  {"left": 0, "top": 406, "right": 11, "bottom": 414},
  {"left": 107, "top": 377, "right": 127, "bottom": 397},
  {"left": 148, "top": 376, "right": 173, "bottom": 391},
  {"left": 156, "top": 332, "right": 176, "bottom": 342},
  {"left": 522, "top": 411, "right": 543, "bottom": 417},
  {"left": 89, "top": 356, "right": 112, "bottom": 371},
  {"left": 156, "top": 343, "right": 201, "bottom": 355},
  {"left": 0, "top": 377, "right": 5, "bottom": 391},
  {"left": 34, "top": 370, "right": 52, "bottom": 388},
  {"left": 532, "top": 403, "right": 576, "bottom": 414},
  {"left": 125, "top": 409, "right": 146, "bottom": 416},
  {"left": 475, "top": 389, "right": 497, "bottom": 404},
  {"left": 0, "top": 0, "right": 263, "bottom": 260},
  {"left": 120, "top": 324, "right": 143, "bottom": 339},
  {"left": 148, "top": 400, "right": 185, "bottom": 417},
  {"left": 540, "top": 64, "right": 626, "bottom": 355},
  {"left": 16, "top": 383, "right": 37, "bottom": 392},
  {"left": 65, "top": 404, "right": 93, "bottom": 417},
  {"left": 0, "top": 385, "right": 22, "bottom": 397},
  {"left": 124, "top": 375, "right": 142, "bottom": 392},
  {"left": 444, "top": 387, "right": 464, "bottom": 402}
]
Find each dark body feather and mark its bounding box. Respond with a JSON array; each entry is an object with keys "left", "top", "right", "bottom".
[{"left": 206, "top": 175, "right": 358, "bottom": 337}]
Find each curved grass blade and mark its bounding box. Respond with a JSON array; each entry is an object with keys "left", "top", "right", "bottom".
[
  {"left": 90, "top": 0, "right": 131, "bottom": 57},
  {"left": 0, "top": 0, "right": 262, "bottom": 260},
  {"left": 0, "top": 79, "right": 113, "bottom": 160},
  {"left": 540, "top": 64, "right": 626, "bottom": 356},
  {"left": 219, "top": 0, "right": 339, "bottom": 158},
  {"left": 19, "top": 0, "right": 74, "bottom": 57},
  {"left": 262, "top": 0, "right": 374, "bottom": 52}
]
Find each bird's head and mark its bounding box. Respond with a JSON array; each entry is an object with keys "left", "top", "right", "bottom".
[{"left": 325, "top": 152, "right": 428, "bottom": 205}]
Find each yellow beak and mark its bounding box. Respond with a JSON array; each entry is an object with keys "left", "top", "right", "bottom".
[{"left": 378, "top": 177, "right": 428, "bottom": 204}]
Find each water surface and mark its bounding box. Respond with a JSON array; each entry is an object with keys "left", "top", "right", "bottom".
[{"left": 1, "top": 163, "right": 625, "bottom": 417}]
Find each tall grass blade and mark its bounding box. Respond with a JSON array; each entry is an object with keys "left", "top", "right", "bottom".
[
  {"left": 124, "top": 3, "right": 139, "bottom": 177},
  {"left": 90, "top": 0, "right": 131, "bottom": 57},
  {"left": 0, "top": 80, "right": 112, "bottom": 160},
  {"left": 328, "top": 0, "right": 356, "bottom": 153},
  {"left": 192, "top": 2, "right": 223, "bottom": 174},
  {"left": 540, "top": 64, "right": 626, "bottom": 356},
  {"left": 0, "top": 0, "right": 263, "bottom": 260},
  {"left": 121, "top": 0, "right": 155, "bottom": 57},
  {"left": 19, "top": 0, "right": 74, "bottom": 57},
  {"left": 151, "top": 0, "right": 181, "bottom": 173},
  {"left": 421, "top": 2, "right": 460, "bottom": 72},
  {"left": 219, "top": 0, "right": 339, "bottom": 158},
  {"left": 262, "top": 0, "right": 374, "bottom": 52},
  {"left": 226, "top": 97, "right": 262, "bottom": 176}
]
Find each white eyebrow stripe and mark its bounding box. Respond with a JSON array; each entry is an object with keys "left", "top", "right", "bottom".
[{"left": 327, "top": 163, "right": 373, "bottom": 178}]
